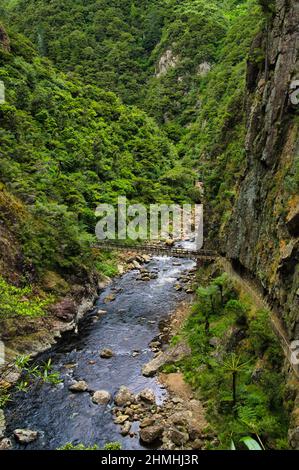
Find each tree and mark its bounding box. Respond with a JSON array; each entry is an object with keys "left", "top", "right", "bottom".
[
  {"left": 223, "top": 354, "right": 249, "bottom": 407},
  {"left": 197, "top": 285, "right": 219, "bottom": 334}
]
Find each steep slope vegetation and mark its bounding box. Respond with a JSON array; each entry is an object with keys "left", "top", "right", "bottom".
[{"left": 0, "top": 22, "right": 194, "bottom": 345}]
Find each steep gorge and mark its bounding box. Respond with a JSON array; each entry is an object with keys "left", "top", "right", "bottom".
[{"left": 0, "top": 0, "right": 298, "bottom": 451}]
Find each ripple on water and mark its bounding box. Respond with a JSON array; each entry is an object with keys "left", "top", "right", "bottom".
[{"left": 5, "top": 254, "right": 196, "bottom": 450}]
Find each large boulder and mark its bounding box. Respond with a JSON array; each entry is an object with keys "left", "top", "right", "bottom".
[
  {"left": 92, "top": 390, "right": 111, "bottom": 405},
  {"left": 114, "top": 386, "right": 135, "bottom": 406},
  {"left": 140, "top": 425, "right": 164, "bottom": 444},
  {"left": 13, "top": 429, "right": 38, "bottom": 444}
]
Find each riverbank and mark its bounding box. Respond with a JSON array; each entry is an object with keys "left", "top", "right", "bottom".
[
  {"left": 2, "top": 253, "right": 197, "bottom": 450},
  {"left": 155, "top": 263, "right": 299, "bottom": 450}
]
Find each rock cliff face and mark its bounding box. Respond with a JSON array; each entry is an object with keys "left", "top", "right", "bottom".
[{"left": 226, "top": 0, "right": 299, "bottom": 340}]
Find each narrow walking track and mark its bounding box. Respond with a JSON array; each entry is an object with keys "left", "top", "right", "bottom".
[{"left": 221, "top": 258, "right": 299, "bottom": 378}]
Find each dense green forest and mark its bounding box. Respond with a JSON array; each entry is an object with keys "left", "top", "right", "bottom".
[
  {"left": 0, "top": 0, "right": 298, "bottom": 453},
  {"left": 3, "top": 0, "right": 273, "bottom": 236},
  {"left": 0, "top": 0, "right": 267, "bottom": 287}
]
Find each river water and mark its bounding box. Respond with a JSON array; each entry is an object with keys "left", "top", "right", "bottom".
[{"left": 5, "top": 253, "right": 196, "bottom": 450}]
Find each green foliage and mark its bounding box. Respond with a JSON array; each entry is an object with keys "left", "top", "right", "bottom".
[
  {"left": 103, "top": 442, "right": 122, "bottom": 450},
  {"left": 0, "top": 389, "right": 11, "bottom": 407},
  {"left": 225, "top": 299, "right": 249, "bottom": 326},
  {"left": 14, "top": 355, "right": 62, "bottom": 390},
  {"left": 172, "top": 273, "right": 290, "bottom": 449},
  {"left": 240, "top": 437, "right": 263, "bottom": 450},
  {"left": 58, "top": 441, "right": 121, "bottom": 451},
  {"left": 248, "top": 309, "right": 282, "bottom": 365},
  {"left": 95, "top": 252, "right": 119, "bottom": 278},
  {"left": 0, "top": 25, "right": 190, "bottom": 282},
  {"left": 58, "top": 443, "right": 100, "bottom": 451},
  {"left": 0, "top": 276, "right": 52, "bottom": 319}
]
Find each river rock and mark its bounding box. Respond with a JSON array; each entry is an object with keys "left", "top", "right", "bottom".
[
  {"left": 138, "top": 389, "right": 156, "bottom": 404},
  {"left": 191, "top": 439, "right": 204, "bottom": 450},
  {"left": 104, "top": 293, "right": 116, "bottom": 303},
  {"left": 150, "top": 341, "right": 161, "bottom": 349},
  {"left": 140, "top": 425, "right": 164, "bottom": 444},
  {"left": 120, "top": 421, "right": 132, "bottom": 436},
  {"left": 114, "top": 386, "right": 135, "bottom": 406},
  {"left": 118, "top": 264, "right": 125, "bottom": 275},
  {"left": 149, "top": 273, "right": 158, "bottom": 279},
  {"left": 132, "top": 350, "right": 140, "bottom": 357},
  {"left": 170, "top": 411, "right": 192, "bottom": 426},
  {"left": 169, "top": 427, "right": 189, "bottom": 446},
  {"left": 133, "top": 260, "right": 141, "bottom": 269},
  {"left": 95, "top": 309, "right": 107, "bottom": 318},
  {"left": 92, "top": 390, "right": 111, "bottom": 405},
  {"left": 100, "top": 348, "right": 114, "bottom": 359},
  {"left": 0, "top": 438, "right": 12, "bottom": 450},
  {"left": 69, "top": 380, "right": 88, "bottom": 393},
  {"left": 98, "top": 275, "right": 112, "bottom": 290},
  {"left": 142, "top": 353, "right": 164, "bottom": 377},
  {"left": 13, "top": 429, "right": 38, "bottom": 444},
  {"left": 114, "top": 414, "right": 129, "bottom": 425},
  {"left": 140, "top": 418, "right": 155, "bottom": 428}
]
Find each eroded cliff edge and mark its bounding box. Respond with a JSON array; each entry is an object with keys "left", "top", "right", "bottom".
[{"left": 226, "top": 0, "right": 299, "bottom": 340}]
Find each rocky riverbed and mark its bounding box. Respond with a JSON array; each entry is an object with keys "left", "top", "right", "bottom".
[{"left": 2, "top": 248, "right": 212, "bottom": 450}]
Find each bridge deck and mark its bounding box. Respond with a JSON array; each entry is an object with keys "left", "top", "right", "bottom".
[{"left": 93, "top": 241, "right": 217, "bottom": 260}]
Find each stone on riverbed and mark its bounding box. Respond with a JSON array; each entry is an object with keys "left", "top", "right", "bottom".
[
  {"left": 69, "top": 380, "right": 88, "bottom": 393},
  {"left": 95, "top": 309, "right": 107, "bottom": 318},
  {"left": 104, "top": 293, "right": 116, "bottom": 303},
  {"left": 100, "top": 348, "right": 114, "bottom": 359},
  {"left": 114, "top": 414, "right": 130, "bottom": 425},
  {"left": 140, "top": 425, "right": 164, "bottom": 444},
  {"left": 114, "top": 386, "right": 136, "bottom": 406},
  {"left": 139, "top": 417, "right": 155, "bottom": 428},
  {"left": 13, "top": 429, "right": 38, "bottom": 444},
  {"left": 120, "top": 421, "right": 132, "bottom": 436},
  {"left": 138, "top": 389, "right": 156, "bottom": 404},
  {"left": 92, "top": 390, "right": 111, "bottom": 405},
  {"left": 142, "top": 342, "right": 191, "bottom": 377},
  {"left": 169, "top": 427, "right": 189, "bottom": 446},
  {"left": 0, "top": 438, "right": 12, "bottom": 450}
]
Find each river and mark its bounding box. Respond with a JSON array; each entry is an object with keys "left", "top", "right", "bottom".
[{"left": 5, "top": 251, "right": 196, "bottom": 450}]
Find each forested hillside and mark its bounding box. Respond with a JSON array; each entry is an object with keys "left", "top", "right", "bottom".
[
  {"left": 0, "top": 0, "right": 298, "bottom": 452},
  {"left": 0, "top": 21, "right": 197, "bottom": 284},
  {"left": 3, "top": 0, "right": 269, "bottom": 226},
  {"left": 1, "top": 0, "right": 263, "bottom": 291}
]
